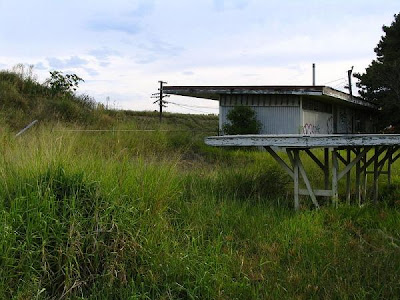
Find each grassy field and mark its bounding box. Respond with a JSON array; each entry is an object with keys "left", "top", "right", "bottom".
[
  {"left": 1, "top": 69, "right": 400, "bottom": 299},
  {"left": 1, "top": 123, "right": 400, "bottom": 299}
]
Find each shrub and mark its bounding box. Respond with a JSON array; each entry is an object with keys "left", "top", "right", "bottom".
[{"left": 222, "top": 105, "right": 262, "bottom": 135}]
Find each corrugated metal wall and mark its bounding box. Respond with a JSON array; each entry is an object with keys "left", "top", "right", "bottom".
[
  {"left": 303, "top": 110, "right": 333, "bottom": 134},
  {"left": 219, "top": 94, "right": 375, "bottom": 135},
  {"left": 220, "top": 106, "right": 300, "bottom": 134}
]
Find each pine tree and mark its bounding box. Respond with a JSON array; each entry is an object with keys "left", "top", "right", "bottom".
[{"left": 354, "top": 13, "right": 400, "bottom": 130}]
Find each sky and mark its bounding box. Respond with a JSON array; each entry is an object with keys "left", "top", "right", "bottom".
[{"left": 0, "top": 0, "right": 399, "bottom": 114}]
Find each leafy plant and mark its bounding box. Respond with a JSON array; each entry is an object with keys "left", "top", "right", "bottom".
[
  {"left": 46, "top": 70, "right": 84, "bottom": 96},
  {"left": 222, "top": 105, "right": 262, "bottom": 135}
]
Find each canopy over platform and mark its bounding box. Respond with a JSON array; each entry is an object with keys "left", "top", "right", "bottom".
[
  {"left": 164, "top": 85, "right": 377, "bottom": 109},
  {"left": 205, "top": 134, "right": 400, "bottom": 148},
  {"left": 205, "top": 134, "right": 400, "bottom": 210}
]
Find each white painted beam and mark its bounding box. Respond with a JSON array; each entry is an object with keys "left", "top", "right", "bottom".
[{"left": 205, "top": 134, "right": 400, "bottom": 148}]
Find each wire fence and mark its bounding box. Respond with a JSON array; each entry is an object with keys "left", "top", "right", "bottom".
[{"left": 53, "top": 129, "right": 218, "bottom": 133}]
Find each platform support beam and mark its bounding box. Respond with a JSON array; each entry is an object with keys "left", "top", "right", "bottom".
[
  {"left": 264, "top": 147, "right": 294, "bottom": 179},
  {"left": 324, "top": 148, "right": 330, "bottom": 195},
  {"left": 363, "top": 150, "right": 368, "bottom": 204},
  {"left": 264, "top": 145, "right": 399, "bottom": 210},
  {"left": 296, "top": 151, "right": 320, "bottom": 209},
  {"left": 332, "top": 150, "right": 339, "bottom": 207},
  {"left": 292, "top": 150, "right": 300, "bottom": 210},
  {"left": 373, "top": 147, "right": 380, "bottom": 202},
  {"left": 346, "top": 149, "right": 351, "bottom": 204},
  {"left": 388, "top": 147, "right": 393, "bottom": 184},
  {"left": 355, "top": 148, "right": 361, "bottom": 206}
]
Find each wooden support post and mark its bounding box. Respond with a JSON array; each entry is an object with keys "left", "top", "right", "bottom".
[
  {"left": 346, "top": 149, "right": 351, "bottom": 204},
  {"left": 338, "top": 147, "right": 370, "bottom": 180},
  {"left": 374, "top": 147, "right": 395, "bottom": 179},
  {"left": 373, "top": 147, "right": 379, "bottom": 203},
  {"left": 286, "top": 149, "right": 295, "bottom": 166},
  {"left": 392, "top": 151, "right": 400, "bottom": 164},
  {"left": 296, "top": 152, "right": 320, "bottom": 209},
  {"left": 332, "top": 149, "right": 339, "bottom": 207},
  {"left": 305, "top": 149, "right": 325, "bottom": 170},
  {"left": 336, "top": 152, "right": 348, "bottom": 165},
  {"left": 388, "top": 147, "right": 393, "bottom": 185},
  {"left": 360, "top": 146, "right": 385, "bottom": 174},
  {"left": 386, "top": 146, "right": 400, "bottom": 185},
  {"left": 324, "top": 148, "right": 330, "bottom": 202},
  {"left": 355, "top": 148, "right": 361, "bottom": 206},
  {"left": 264, "top": 147, "right": 294, "bottom": 179},
  {"left": 363, "top": 149, "right": 368, "bottom": 203},
  {"left": 293, "top": 150, "right": 300, "bottom": 210}
]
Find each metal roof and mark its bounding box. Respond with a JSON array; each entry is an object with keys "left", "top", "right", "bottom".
[
  {"left": 205, "top": 134, "right": 400, "bottom": 148},
  {"left": 163, "top": 85, "right": 377, "bottom": 109}
]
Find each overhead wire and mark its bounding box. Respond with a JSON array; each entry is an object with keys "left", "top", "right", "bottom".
[
  {"left": 332, "top": 80, "right": 347, "bottom": 89},
  {"left": 162, "top": 100, "right": 218, "bottom": 114},
  {"left": 166, "top": 102, "right": 215, "bottom": 114},
  {"left": 165, "top": 101, "right": 218, "bottom": 110},
  {"left": 323, "top": 77, "right": 347, "bottom": 85},
  {"left": 164, "top": 101, "right": 216, "bottom": 114}
]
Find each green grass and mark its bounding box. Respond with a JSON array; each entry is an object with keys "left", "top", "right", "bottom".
[
  {"left": 1, "top": 126, "right": 400, "bottom": 299},
  {"left": 1, "top": 69, "right": 400, "bottom": 299}
]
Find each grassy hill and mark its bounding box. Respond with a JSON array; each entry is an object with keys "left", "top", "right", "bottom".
[
  {"left": 0, "top": 69, "right": 218, "bottom": 133},
  {"left": 1, "top": 70, "right": 400, "bottom": 299}
]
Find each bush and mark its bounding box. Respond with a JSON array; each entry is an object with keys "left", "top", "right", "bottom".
[{"left": 222, "top": 105, "right": 262, "bottom": 135}]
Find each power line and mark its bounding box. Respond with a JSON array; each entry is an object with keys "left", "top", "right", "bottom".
[
  {"left": 166, "top": 101, "right": 218, "bottom": 109},
  {"left": 332, "top": 80, "right": 347, "bottom": 89},
  {"left": 323, "top": 77, "right": 346, "bottom": 85},
  {"left": 167, "top": 102, "right": 214, "bottom": 114}
]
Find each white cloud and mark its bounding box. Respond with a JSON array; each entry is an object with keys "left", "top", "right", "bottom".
[
  {"left": 0, "top": 0, "right": 399, "bottom": 114},
  {"left": 47, "top": 56, "right": 89, "bottom": 69}
]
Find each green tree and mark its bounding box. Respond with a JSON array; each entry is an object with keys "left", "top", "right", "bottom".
[
  {"left": 222, "top": 105, "right": 262, "bottom": 135},
  {"left": 354, "top": 13, "right": 400, "bottom": 129},
  {"left": 46, "top": 71, "right": 84, "bottom": 97}
]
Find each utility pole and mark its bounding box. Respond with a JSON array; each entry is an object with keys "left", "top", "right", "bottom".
[
  {"left": 159, "top": 80, "right": 165, "bottom": 122},
  {"left": 312, "top": 63, "right": 316, "bottom": 86},
  {"left": 346, "top": 66, "right": 354, "bottom": 101},
  {"left": 151, "top": 81, "right": 169, "bottom": 122}
]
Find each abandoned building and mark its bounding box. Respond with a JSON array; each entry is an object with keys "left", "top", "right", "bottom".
[{"left": 163, "top": 85, "right": 378, "bottom": 135}]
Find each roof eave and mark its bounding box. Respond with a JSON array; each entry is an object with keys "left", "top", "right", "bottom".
[
  {"left": 163, "top": 85, "right": 378, "bottom": 110},
  {"left": 322, "top": 87, "right": 377, "bottom": 109}
]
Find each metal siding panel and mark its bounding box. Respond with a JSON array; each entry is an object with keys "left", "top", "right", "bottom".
[
  {"left": 254, "top": 106, "right": 300, "bottom": 134},
  {"left": 219, "top": 106, "right": 300, "bottom": 134}
]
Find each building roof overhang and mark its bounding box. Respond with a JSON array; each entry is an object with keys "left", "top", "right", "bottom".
[{"left": 163, "top": 85, "right": 377, "bottom": 110}]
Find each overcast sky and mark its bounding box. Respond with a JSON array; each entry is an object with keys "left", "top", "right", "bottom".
[{"left": 0, "top": 0, "right": 398, "bottom": 114}]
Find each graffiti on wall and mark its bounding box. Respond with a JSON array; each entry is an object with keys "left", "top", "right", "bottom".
[
  {"left": 302, "top": 123, "right": 321, "bottom": 134},
  {"left": 302, "top": 116, "right": 333, "bottom": 135},
  {"left": 302, "top": 110, "right": 333, "bottom": 134}
]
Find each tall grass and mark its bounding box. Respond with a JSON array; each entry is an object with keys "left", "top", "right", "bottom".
[{"left": 1, "top": 125, "right": 400, "bottom": 299}]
